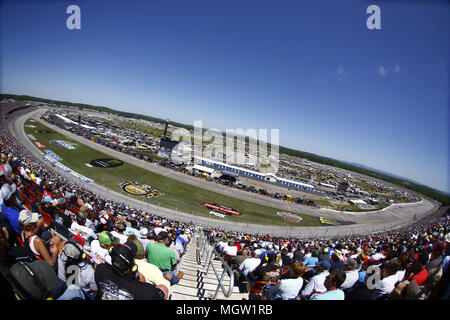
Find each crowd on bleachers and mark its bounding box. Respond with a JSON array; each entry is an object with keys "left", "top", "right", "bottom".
[
  {"left": 1, "top": 104, "right": 449, "bottom": 301},
  {"left": 207, "top": 204, "right": 450, "bottom": 300},
  {"left": 0, "top": 109, "right": 193, "bottom": 300}
]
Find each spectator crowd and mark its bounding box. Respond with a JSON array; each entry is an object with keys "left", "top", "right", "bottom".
[{"left": 207, "top": 204, "right": 449, "bottom": 300}]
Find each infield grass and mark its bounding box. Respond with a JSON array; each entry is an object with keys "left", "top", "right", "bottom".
[{"left": 24, "top": 118, "right": 324, "bottom": 227}]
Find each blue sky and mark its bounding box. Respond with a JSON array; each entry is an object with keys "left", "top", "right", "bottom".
[{"left": 1, "top": 0, "right": 448, "bottom": 192}]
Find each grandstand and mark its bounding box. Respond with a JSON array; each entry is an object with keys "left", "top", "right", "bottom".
[
  {"left": 194, "top": 157, "right": 315, "bottom": 192},
  {"left": 0, "top": 102, "right": 449, "bottom": 302}
]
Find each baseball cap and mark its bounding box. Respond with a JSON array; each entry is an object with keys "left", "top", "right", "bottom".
[
  {"left": 43, "top": 196, "right": 56, "bottom": 204},
  {"left": 79, "top": 205, "right": 88, "bottom": 217},
  {"left": 98, "top": 231, "right": 120, "bottom": 246},
  {"left": 71, "top": 234, "right": 86, "bottom": 248},
  {"left": 140, "top": 227, "right": 149, "bottom": 238},
  {"left": 110, "top": 241, "right": 137, "bottom": 271},
  {"left": 344, "top": 258, "right": 358, "bottom": 270},
  {"left": 333, "top": 250, "right": 343, "bottom": 260},
  {"left": 19, "top": 209, "right": 40, "bottom": 225},
  {"left": 316, "top": 260, "right": 331, "bottom": 270}
]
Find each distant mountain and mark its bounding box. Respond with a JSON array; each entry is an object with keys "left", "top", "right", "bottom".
[{"left": 346, "top": 162, "right": 422, "bottom": 184}]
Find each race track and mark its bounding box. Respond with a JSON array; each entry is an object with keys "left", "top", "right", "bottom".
[{"left": 8, "top": 108, "right": 440, "bottom": 238}]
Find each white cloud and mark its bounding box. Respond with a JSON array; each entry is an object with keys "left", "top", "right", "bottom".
[
  {"left": 376, "top": 65, "right": 388, "bottom": 76},
  {"left": 394, "top": 64, "right": 401, "bottom": 73},
  {"left": 337, "top": 65, "right": 345, "bottom": 75}
]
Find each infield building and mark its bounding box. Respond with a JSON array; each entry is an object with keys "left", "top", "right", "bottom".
[{"left": 194, "top": 157, "right": 315, "bottom": 192}]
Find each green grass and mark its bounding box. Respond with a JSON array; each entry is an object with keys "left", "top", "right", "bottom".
[{"left": 24, "top": 118, "right": 323, "bottom": 227}]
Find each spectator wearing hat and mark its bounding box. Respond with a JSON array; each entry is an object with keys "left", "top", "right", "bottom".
[
  {"left": 309, "top": 270, "right": 347, "bottom": 300},
  {"left": 371, "top": 247, "right": 386, "bottom": 261},
  {"left": 319, "top": 248, "right": 331, "bottom": 263},
  {"left": 90, "top": 231, "right": 119, "bottom": 265},
  {"left": 18, "top": 209, "right": 65, "bottom": 267},
  {"left": 111, "top": 221, "right": 128, "bottom": 245},
  {"left": 78, "top": 205, "right": 93, "bottom": 229},
  {"left": 300, "top": 260, "right": 331, "bottom": 298},
  {"left": 40, "top": 195, "right": 57, "bottom": 218},
  {"left": 138, "top": 227, "right": 151, "bottom": 249},
  {"left": 146, "top": 231, "right": 183, "bottom": 286},
  {"left": 238, "top": 251, "right": 261, "bottom": 283},
  {"left": 268, "top": 262, "right": 306, "bottom": 300},
  {"left": 94, "top": 212, "right": 113, "bottom": 233},
  {"left": 95, "top": 240, "right": 168, "bottom": 300},
  {"left": 340, "top": 258, "right": 359, "bottom": 291},
  {"left": 248, "top": 251, "right": 281, "bottom": 300},
  {"left": 371, "top": 258, "right": 405, "bottom": 300},
  {"left": 330, "top": 250, "right": 344, "bottom": 272},
  {"left": 57, "top": 235, "right": 97, "bottom": 298},
  {"left": 70, "top": 211, "right": 97, "bottom": 244},
  {"left": 53, "top": 199, "right": 71, "bottom": 227}
]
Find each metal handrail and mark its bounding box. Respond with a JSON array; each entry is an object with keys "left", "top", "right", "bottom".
[{"left": 198, "top": 229, "right": 235, "bottom": 299}]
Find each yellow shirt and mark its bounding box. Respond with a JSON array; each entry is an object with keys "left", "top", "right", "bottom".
[{"left": 135, "top": 258, "right": 171, "bottom": 291}]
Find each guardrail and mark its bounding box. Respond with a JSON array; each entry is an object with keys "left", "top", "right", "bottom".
[{"left": 197, "top": 229, "right": 235, "bottom": 300}]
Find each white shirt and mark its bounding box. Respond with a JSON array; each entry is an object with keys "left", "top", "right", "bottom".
[
  {"left": 223, "top": 245, "right": 238, "bottom": 257},
  {"left": 70, "top": 222, "right": 97, "bottom": 241},
  {"left": 218, "top": 241, "right": 228, "bottom": 251},
  {"left": 110, "top": 231, "right": 128, "bottom": 245},
  {"left": 396, "top": 270, "right": 406, "bottom": 282},
  {"left": 270, "top": 277, "right": 304, "bottom": 300},
  {"left": 341, "top": 269, "right": 359, "bottom": 290},
  {"left": 372, "top": 274, "right": 398, "bottom": 299},
  {"left": 153, "top": 227, "right": 163, "bottom": 236},
  {"left": 90, "top": 239, "right": 112, "bottom": 265},
  {"left": 135, "top": 258, "right": 171, "bottom": 290},
  {"left": 301, "top": 271, "right": 329, "bottom": 297},
  {"left": 239, "top": 258, "right": 261, "bottom": 276},
  {"left": 371, "top": 253, "right": 386, "bottom": 261},
  {"left": 57, "top": 251, "right": 97, "bottom": 292}
]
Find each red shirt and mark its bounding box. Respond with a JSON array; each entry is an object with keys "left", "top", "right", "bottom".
[{"left": 411, "top": 268, "right": 428, "bottom": 286}]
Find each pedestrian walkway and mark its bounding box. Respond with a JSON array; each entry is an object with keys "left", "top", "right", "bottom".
[{"left": 170, "top": 230, "right": 249, "bottom": 300}]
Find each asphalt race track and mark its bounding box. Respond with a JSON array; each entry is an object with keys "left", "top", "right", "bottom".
[{"left": 8, "top": 108, "right": 440, "bottom": 238}]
